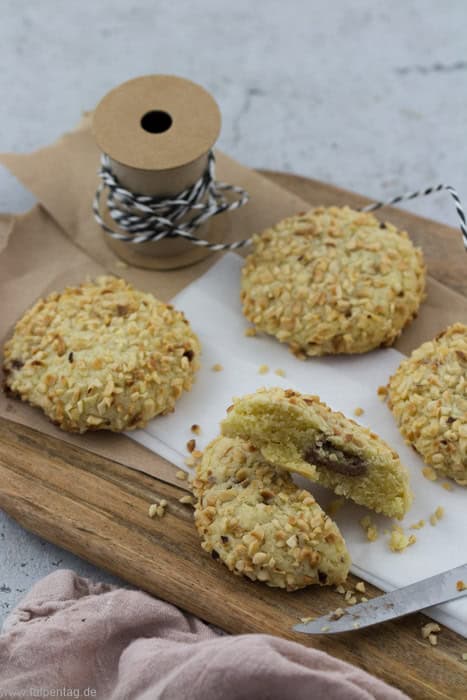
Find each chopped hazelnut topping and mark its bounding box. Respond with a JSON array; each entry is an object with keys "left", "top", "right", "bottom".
[
  {"left": 428, "top": 634, "right": 438, "bottom": 646},
  {"left": 461, "top": 652, "right": 467, "bottom": 661},
  {"left": 176, "top": 470, "right": 187, "bottom": 481},
  {"left": 355, "top": 581, "right": 366, "bottom": 593}
]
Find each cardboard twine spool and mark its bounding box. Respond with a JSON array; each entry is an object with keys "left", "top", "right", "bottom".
[{"left": 93, "top": 75, "right": 225, "bottom": 270}]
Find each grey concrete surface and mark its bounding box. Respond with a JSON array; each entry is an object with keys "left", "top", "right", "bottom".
[{"left": 1, "top": 0, "right": 466, "bottom": 624}]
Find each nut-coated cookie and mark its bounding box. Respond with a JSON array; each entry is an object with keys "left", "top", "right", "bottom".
[
  {"left": 387, "top": 323, "right": 467, "bottom": 484},
  {"left": 241, "top": 206, "right": 426, "bottom": 356},
  {"left": 193, "top": 435, "right": 350, "bottom": 591},
  {"left": 3, "top": 276, "right": 200, "bottom": 432}
]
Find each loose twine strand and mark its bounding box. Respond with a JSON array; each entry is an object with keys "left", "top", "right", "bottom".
[{"left": 94, "top": 153, "right": 467, "bottom": 252}]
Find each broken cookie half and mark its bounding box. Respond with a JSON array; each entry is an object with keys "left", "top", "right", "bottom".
[
  {"left": 193, "top": 436, "right": 350, "bottom": 591},
  {"left": 221, "top": 387, "right": 413, "bottom": 520}
]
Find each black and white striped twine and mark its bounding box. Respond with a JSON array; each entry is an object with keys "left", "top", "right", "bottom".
[
  {"left": 94, "top": 155, "right": 467, "bottom": 252},
  {"left": 361, "top": 184, "right": 467, "bottom": 250},
  {"left": 93, "top": 150, "right": 250, "bottom": 252}
]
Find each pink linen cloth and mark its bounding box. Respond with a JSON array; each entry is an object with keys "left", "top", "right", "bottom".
[{"left": 0, "top": 570, "right": 407, "bottom": 699}]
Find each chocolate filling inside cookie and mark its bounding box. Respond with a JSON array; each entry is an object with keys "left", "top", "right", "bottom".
[{"left": 304, "top": 439, "right": 367, "bottom": 476}]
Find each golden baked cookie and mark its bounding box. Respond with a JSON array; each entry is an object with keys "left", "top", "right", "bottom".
[
  {"left": 3, "top": 276, "right": 200, "bottom": 432},
  {"left": 193, "top": 435, "right": 350, "bottom": 591},
  {"left": 221, "top": 387, "right": 412, "bottom": 519},
  {"left": 241, "top": 206, "right": 426, "bottom": 356},
  {"left": 387, "top": 323, "right": 467, "bottom": 484}
]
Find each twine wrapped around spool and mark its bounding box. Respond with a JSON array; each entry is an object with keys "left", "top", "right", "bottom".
[{"left": 92, "top": 75, "right": 248, "bottom": 270}]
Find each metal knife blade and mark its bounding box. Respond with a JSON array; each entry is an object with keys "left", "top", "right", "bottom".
[{"left": 293, "top": 563, "right": 467, "bottom": 634}]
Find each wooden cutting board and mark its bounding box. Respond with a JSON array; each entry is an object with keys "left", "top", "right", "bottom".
[{"left": 1, "top": 172, "right": 466, "bottom": 700}]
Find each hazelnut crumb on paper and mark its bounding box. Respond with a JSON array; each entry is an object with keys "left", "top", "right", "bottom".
[
  {"left": 354, "top": 407, "right": 364, "bottom": 417},
  {"left": 212, "top": 363, "right": 223, "bottom": 372},
  {"left": 186, "top": 439, "right": 196, "bottom": 453},
  {"left": 244, "top": 327, "right": 257, "bottom": 337},
  {"left": 274, "top": 368, "right": 286, "bottom": 377},
  {"left": 409, "top": 520, "right": 425, "bottom": 530},
  {"left": 442, "top": 481, "right": 454, "bottom": 491},
  {"left": 191, "top": 424, "right": 201, "bottom": 435},
  {"left": 175, "top": 470, "right": 187, "bottom": 481},
  {"left": 422, "top": 467, "right": 438, "bottom": 482},
  {"left": 258, "top": 364, "right": 269, "bottom": 375},
  {"left": 456, "top": 580, "right": 467, "bottom": 592},
  {"left": 360, "top": 515, "right": 378, "bottom": 542},
  {"left": 355, "top": 581, "right": 366, "bottom": 593},
  {"left": 377, "top": 386, "right": 388, "bottom": 400},
  {"left": 389, "top": 526, "right": 416, "bottom": 552},
  {"left": 429, "top": 506, "right": 445, "bottom": 526}
]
